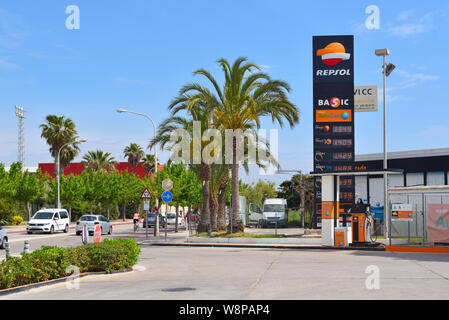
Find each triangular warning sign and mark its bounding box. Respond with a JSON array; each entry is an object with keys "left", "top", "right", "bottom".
[{"left": 140, "top": 188, "right": 153, "bottom": 199}]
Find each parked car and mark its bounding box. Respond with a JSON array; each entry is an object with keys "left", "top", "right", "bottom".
[
  {"left": 248, "top": 203, "right": 263, "bottom": 227},
  {"left": 27, "top": 209, "right": 70, "bottom": 234},
  {"left": 142, "top": 212, "right": 166, "bottom": 228},
  {"left": 75, "top": 215, "right": 112, "bottom": 236},
  {"left": 166, "top": 213, "right": 183, "bottom": 226},
  {"left": 0, "top": 226, "right": 8, "bottom": 249}
]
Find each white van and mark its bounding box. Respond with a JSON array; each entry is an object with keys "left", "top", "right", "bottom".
[
  {"left": 262, "top": 199, "right": 288, "bottom": 228},
  {"left": 27, "top": 209, "right": 70, "bottom": 234}
]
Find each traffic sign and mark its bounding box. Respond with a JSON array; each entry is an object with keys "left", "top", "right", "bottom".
[
  {"left": 162, "top": 190, "right": 173, "bottom": 203},
  {"left": 162, "top": 179, "right": 173, "bottom": 191},
  {"left": 144, "top": 201, "right": 150, "bottom": 211},
  {"left": 140, "top": 188, "right": 153, "bottom": 199}
]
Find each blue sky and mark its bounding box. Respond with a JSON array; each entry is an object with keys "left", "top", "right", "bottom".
[{"left": 1, "top": 0, "right": 448, "bottom": 187}]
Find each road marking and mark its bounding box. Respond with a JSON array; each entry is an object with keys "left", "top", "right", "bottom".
[
  {"left": 7, "top": 232, "right": 75, "bottom": 243},
  {"left": 133, "top": 265, "right": 146, "bottom": 271}
]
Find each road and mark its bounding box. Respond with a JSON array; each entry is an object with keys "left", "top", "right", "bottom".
[
  {"left": 0, "top": 223, "right": 185, "bottom": 260},
  {"left": 1, "top": 225, "right": 449, "bottom": 300},
  {"left": 2, "top": 243, "right": 449, "bottom": 300}
]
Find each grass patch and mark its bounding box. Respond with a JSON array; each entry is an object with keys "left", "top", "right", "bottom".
[
  {"left": 287, "top": 209, "right": 313, "bottom": 226},
  {"left": 194, "top": 232, "right": 288, "bottom": 238}
]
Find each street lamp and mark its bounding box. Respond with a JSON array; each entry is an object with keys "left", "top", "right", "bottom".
[
  {"left": 57, "top": 138, "right": 87, "bottom": 209},
  {"left": 116, "top": 108, "right": 159, "bottom": 237},
  {"left": 375, "top": 48, "right": 395, "bottom": 245}
]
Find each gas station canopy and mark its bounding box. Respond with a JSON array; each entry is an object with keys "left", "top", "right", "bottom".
[{"left": 309, "top": 169, "right": 403, "bottom": 177}]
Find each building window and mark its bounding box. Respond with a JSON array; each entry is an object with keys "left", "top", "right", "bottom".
[
  {"left": 427, "top": 172, "right": 445, "bottom": 186},
  {"left": 406, "top": 172, "right": 424, "bottom": 187},
  {"left": 388, "top": 174, "right": 404, "bottom": 188}
]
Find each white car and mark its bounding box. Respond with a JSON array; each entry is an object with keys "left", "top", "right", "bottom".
[
  {"left": 75, "top": 215, "right": 112, "bottom": 236},
  {"left": 165, "top": 213, "right": 183, "bottom": 226},
  {"left": 27, "top": 209, "right": 70, "bottom": 234},
  {"left": 0, "top": 226, "right": 8, "bottom": 249}
]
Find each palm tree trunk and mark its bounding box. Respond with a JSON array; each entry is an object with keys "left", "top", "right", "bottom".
[
  {"left": 123, "top": 204, "right": 126, "bottom": 221},
  {"left": 217, "top": 176, "right": 228, "bottom": 231},
  {"left": 229, "top": 138, "right": 243, "bottom": 232},
  {"left": 198, "top": 180, "right": 211, "bottom": 233},
  {"left": 209, "top": 191, "right": 218, "bottom": 232}
]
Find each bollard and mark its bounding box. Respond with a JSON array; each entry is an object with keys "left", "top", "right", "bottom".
[
  {"left": 24, "top": 240, "right": 30, "bottom": 254},
  {"left": 5, "top": 241, "right": 10, "bottom": 259}
]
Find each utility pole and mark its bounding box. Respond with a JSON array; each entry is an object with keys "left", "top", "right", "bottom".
[{"left": 15, "top": 106, "right": 26, "bottom": 168}]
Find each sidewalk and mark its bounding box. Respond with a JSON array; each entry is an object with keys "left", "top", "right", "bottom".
[
  {"left": 134, "top": 229, "right": 390, "bottom": 251},
  {"left": 138, "top": 229, "right": 328, "bottom": 249},
  {"left": 2, "top": 219, "right": 134, "bottom": 234}
]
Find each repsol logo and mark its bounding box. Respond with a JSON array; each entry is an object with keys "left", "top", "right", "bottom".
[{"left": 316, "top": 69, "right": 351, "bottom": 76}]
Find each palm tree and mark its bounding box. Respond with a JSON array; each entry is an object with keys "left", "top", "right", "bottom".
[
  {"left": 149, "top": 113, "right": 214, "bottom": 233},
  {"left": 81, "top": 150, "right": 116, "bottom": 173},
  {"left": 40, "top": 115, "right": 80, "bottom": 178},
  {"left": 123, "top": 143, "right": 145, "bottom": 173},
  {"left": 170, "top": 57, "right": 299, "bottom": 232},
  {"left": 142, "top": 154, "right": 156, "bottom": 175}
]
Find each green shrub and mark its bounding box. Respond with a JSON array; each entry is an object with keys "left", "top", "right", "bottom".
[
  {"left": 27, "top": 246, "right": 69, "bottom": 281},
  {"left": 65, "top": 247, "right": 91, "bottom": 273},
  {"left": 83, "top": 238, "right": 141, "bottom": 273},
  {"left": 0, "top": 238, "right": 140, "bottom": 290}
]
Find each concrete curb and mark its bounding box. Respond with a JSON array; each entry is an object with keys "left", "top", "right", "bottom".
[
  {"left": 0, "top": 269, "right": 134, "bottom": 296},
  {"left": 186, "top": 237, "right": 322, "bottom": 245},
  {"left": 148, "top": 242, "right": 386, "bottom": 251},
  {"left": 4, "top": 221, "right": 134, "bottom": 234}
]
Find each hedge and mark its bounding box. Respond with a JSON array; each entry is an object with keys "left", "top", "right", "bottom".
[{"left": 0, "top": 238, "right": 141, "bottom": 290}]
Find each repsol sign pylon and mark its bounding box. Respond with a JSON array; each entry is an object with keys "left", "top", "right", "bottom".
[{"left": 313, "top": 35, "right": 355, "bottom": 228}]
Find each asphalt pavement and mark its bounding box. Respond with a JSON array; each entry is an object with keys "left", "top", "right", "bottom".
[
  {"left": 2, "top": 244, "right": 449, "bottom": 300},
  {"left": 1, "top": 224, "right": 449, "bottom": 300}
]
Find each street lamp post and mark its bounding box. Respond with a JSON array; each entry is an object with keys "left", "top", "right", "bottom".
[
  {"left": 57, "top": 139, "right": 87, "bottom": 209},
  {"left": 375, "top": 48, "right": 395, "bottom": 245},
  {"left": 116, "top": 108, "right": 159, "bottom": 237}
]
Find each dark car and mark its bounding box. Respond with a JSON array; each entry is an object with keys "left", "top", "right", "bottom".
[{"left": 143, "top": 212, "right": 166, "bottom": 228}]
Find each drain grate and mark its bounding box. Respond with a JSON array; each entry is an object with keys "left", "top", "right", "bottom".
[{"left": 162, "top": 287, "right": 196, "bottom": 292}]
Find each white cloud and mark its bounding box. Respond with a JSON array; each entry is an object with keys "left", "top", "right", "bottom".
[
  {"left": 387, "top": 8, "right": 448, "bottom": 38},
  {"left": 395, "top": 10, "right": 414, "bottom": 22},
  {"left": 0, "top": 58, "right": 22, "bottom": 70},
  {"left": 393, "top": 70, "right": 439, "bottom": 90},
  {"left": 0, "top": 9, "right": 27, "bottom": 50}
]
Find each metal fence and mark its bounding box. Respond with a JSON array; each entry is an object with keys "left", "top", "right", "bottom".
[{"left": 388, "top": 190, "right": 449, "bottom": 246}]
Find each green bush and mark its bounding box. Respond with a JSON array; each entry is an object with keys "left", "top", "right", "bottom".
[{"left": 0, "top": 238, "right": 141, "bottom": 290}]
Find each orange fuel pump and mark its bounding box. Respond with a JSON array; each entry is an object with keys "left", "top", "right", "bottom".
[{"left": 348, "top": 200, "right": 370, "bottom": 244}]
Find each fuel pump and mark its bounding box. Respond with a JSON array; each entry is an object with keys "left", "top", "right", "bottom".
[{"left": 347, "top": 198, "right": 372, "bottom": 244}]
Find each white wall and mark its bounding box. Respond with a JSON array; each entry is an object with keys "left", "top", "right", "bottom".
[
  {"left": 388, "top": 174, "right": 404, "bottom": 188},
  {"left": 427, "top": 171, "right": 445, "bottom": 186},
  {"left": 355, "top": 176, "right": 368, "bottom": 202},
  {"left": 406, "top": 172, "right": 424, "bottom": 187}
]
